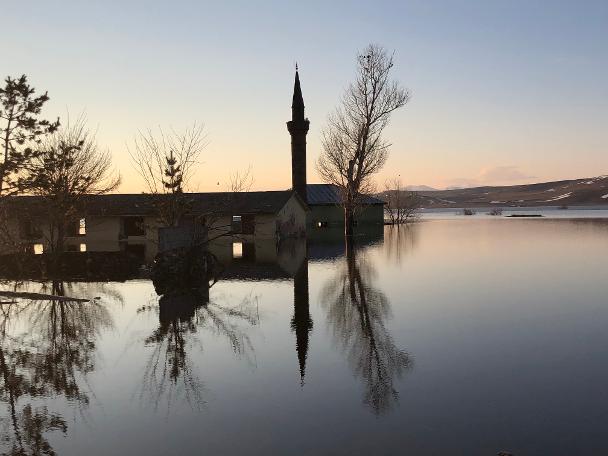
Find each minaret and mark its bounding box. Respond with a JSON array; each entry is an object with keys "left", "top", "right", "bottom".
[{"left": 286, "top": 67, "right": 310, "bottom": 204}]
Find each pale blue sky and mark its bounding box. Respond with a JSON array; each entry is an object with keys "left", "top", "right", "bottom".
[{"left": 4, "top": 0, "right": 607, "bottom": 190}]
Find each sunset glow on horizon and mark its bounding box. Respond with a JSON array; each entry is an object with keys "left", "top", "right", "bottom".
[{"left": 4, "top": 0, "right": 607, "bottom": 192}]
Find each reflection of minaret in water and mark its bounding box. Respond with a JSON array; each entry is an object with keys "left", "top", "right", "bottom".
[{"left": 291, "top": 255, "right": 312, "bottom": 385}]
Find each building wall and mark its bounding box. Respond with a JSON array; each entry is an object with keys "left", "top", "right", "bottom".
[
  {"left": 276, "top": 194, "right": 307, "bottom": 238},
  {"left": 307, "top": 204, "right": 385, "bottom": 228},
  {"left": 1, "top": 194, "right": 307, "bottom": 256},
  {"left": 207, "top": 194, "right": 307, "bottom": 241}
]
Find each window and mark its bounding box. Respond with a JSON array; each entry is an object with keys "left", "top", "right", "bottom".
[
  {"left": 231, "top": 216, "right": 242, "bottom": 233},
  {"left": 79, "top": 218, "right": 86, "bottom": 235},
  {"left": 19, "top": 219, "right": 42, "bottom": 240},
  {"left": 232, "top": 242, "right": 243, "bottom": 258},
  {"left": 124, "top": 217, "right": 145, "bottom": 236},
  {"left": 231, "top": 215, "right": 255, "bottom": 234},
  {"left": 232, "top": 242, "right": 255, "bottom": 260},
  {"left": 242, "top": 215, "right": 255, "bottom": 235},
  {"left": 80, "top": 243, "right": 87, "bottom": 252},
  {"left": 67, "top": 218, "right": 83, "bottom": 237},
  {"left": 33, "top": 244, "right": 44, "bottom": 255}
]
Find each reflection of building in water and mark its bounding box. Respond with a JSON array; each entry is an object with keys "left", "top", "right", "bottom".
[
  {"left": 307, "top": 225, "right": 384, "bottom": 261},
  {"left": 208, "top": 237, "right": 306, "bottom": 280},
  {"left": 291, "top": 246, "right": 312, "bottom": 385},
  {"left": 209, "top": 237, "right": 312, "bottom": 384}
]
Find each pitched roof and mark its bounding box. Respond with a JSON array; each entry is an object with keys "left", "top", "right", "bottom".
[
  {"left": 5, "top": 191, "right": 304, "bottom": 217},
  {"left": 306, "top": 184, "right": 385, "bottom": 206}
]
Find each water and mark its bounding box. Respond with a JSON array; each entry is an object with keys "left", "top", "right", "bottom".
[
  {"left": 1, "top": 218, "right": 608, "bottom": 455},
  {"left": 420, "top": 205, "right": 608, "bottom": 219}
]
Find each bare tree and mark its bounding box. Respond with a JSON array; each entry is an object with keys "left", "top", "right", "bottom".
[
  {"left": 22, "top": 115, "right": 120, "bottom": 253},
  {"left": 383, "top": 177, "right": 421, "bottom": 224},
  {"left": 228, "top": 165, "right": 254, "bottom": 193},
  {"left": 317, "top": 44, "right": 410, "bottom": 237},
  {"left": 129, "top": 124, "right": 206, "bottom": 228}
]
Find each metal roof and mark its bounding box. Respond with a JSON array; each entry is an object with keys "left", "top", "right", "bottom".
[
  {"left": 6, "top": 191, "right": 304, "bottom": 217},
  {"left": 306, "top": 184, "right": 385, "bottom": 206}
]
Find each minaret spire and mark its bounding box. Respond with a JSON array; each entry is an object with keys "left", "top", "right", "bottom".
[
  {"left": 287, "top": 67, "right": 310, "bottom": 204},
  {"left": 292, "top": 69, "right": 305, "bottom": 121}
]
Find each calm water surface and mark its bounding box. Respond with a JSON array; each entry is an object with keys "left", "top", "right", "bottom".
[{"left": 1, "top": 218, "right": 608, "bottom": 455}]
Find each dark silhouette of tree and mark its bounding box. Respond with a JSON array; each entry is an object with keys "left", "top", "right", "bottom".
[
  {"left": 21, "top": 115, "right": 120, "bottom": 253},
  {"left": 0, "top": 75, "right": 59, "bottom": 196},
  {"left": 163, "top": 149, "right": 184, "bottom": 194},
  {"left": 320, "top": 243, "right": 412, "bottom": 414},
  {"left": 317, "top": 44, "right": 409, "bottom": 237}
]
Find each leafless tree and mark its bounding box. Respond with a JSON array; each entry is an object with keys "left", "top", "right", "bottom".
[
  {"left": 383, "top": 177, "right": 421, "bottom": 224},
  {"left": 129, "top": 124, "right": 206, "bottom": 227},
  {"left": 228, "top": 165, "right": 254, "bottom": 193},
  {"left": 22, "top": 115, "right": 120, "bottom": 253},
  {"left": 317, "top": 44, "right": 410, "bottom": 237}
]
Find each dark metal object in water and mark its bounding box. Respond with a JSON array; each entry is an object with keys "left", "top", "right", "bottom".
[
  {"left": 507, "top": 214, "right": 543, "bottom": 218},
  {"left": 0, "top": 291, "right": 89, "bottom": 302}
]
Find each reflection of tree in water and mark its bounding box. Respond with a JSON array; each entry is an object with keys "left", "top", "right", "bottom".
[
  {"left": 0, "top": 281, "right": 114, "bottom": 455},
  {"left": 384, "top": 224, "right": 418, "bottom": 265},
  {"left": 139, "top": 283, "right": 259, "bottom": 412},
  {"left": 320, "top": 245, "right": 412, "bottom": 414}
]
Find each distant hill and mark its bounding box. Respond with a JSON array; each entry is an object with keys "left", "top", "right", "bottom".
[
  {"left": 405, "top": 185, "right": 438, "bottom": 191},
  {"left": 381, "top": 176, "right": 608, "bottom": 208}
]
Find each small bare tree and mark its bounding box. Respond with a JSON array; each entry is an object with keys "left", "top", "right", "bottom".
[
  {"left": 129, "top": 124, "right": 206, "bottom": 227},
  {"left": 383, "top": 177, "right": 421, "bottom": 224},
  {"left": 228, "top": 165, "right": 254, "bottom": 193},
  {"left": 22, "top": 115, "right": 120, "bottom": 253},
  {"left": 317, "top": 44, "right": 410, "bottom": 237}
]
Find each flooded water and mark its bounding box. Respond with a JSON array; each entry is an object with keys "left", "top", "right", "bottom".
[
  {"left": 1, "top": 218, "right": 608, "bottom": 455},
  {"left": 420, "top": 205, "right": 608, "bottom": 219}
]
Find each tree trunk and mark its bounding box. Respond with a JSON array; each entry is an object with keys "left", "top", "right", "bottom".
[{"left": 344, "top": 204, "right": 354, "bottom": 238}]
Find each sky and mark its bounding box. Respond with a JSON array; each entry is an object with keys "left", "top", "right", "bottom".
[{"left": 3, "top": 0, "right": 607, "bottom": 191}]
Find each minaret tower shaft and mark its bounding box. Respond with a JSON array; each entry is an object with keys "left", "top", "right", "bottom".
[{"left": 286, "top": 68, "right": 310, "bottom": 204}]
